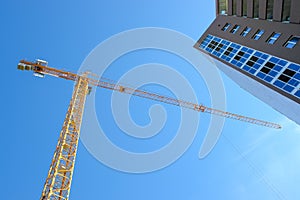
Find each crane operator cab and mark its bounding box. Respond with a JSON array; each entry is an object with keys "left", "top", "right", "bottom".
[{"left": 33, "top": 59, "right": 48, "bottom": 78}]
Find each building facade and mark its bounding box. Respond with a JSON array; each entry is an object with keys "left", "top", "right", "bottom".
[{"left": 194, "top": 0, "right": 300, "bottom": 125}]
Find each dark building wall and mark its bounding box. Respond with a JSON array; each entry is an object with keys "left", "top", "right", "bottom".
[
  {"left": 196, "top": 0, "right": 300, "bottom": 124},
  {"left": 290, "top": 0, "right": 300, "bottom": 23},
  {"left": 216, "top": 0, "right": 300, "bottom": 24},
  {"left": 273, "top": 0, "right": 283, "bottom": 22},
  {"left": 195, "top": 15, "right": 300, "bottom": 64}
]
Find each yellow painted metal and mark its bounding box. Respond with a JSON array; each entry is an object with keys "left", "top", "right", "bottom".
[
  {"left": 18, "top": 59, "right": 281, "bottom": 130},
  {"left": 17, "top": 58, "right": 282, "bottom": 199},
  {"left": 40, "top": 76, "right": 89, "bottom": 200}
]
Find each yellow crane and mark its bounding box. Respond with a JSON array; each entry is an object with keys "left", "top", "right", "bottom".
[{"left": 18, "top": 59, "right": 281, "bottom": 200}]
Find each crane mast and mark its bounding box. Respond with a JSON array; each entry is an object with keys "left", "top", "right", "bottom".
[
  {"left": 17, "top": 59, "right": 281, "bottom": 200},
  {"left": 40, "top": 76, "right": 89, "bottom": 200}
]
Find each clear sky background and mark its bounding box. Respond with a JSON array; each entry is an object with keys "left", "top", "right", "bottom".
[{"left": 1, "top": 1, "right": 300, "bottom": 200}]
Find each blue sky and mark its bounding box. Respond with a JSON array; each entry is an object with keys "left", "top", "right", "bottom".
[{"left": 1, "top": 1, "right": 300, "bottom": 199}]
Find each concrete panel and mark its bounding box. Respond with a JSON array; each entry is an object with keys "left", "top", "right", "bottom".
[
  {"left": 259, "top": 0, "right": 267, "bottom": 19},
  {"left": 290, "top": 0, "right": 300, "bottom": 24},
  {"left": 273, "top": 0, "right": 283, "bottom": 21},
  {"left": 216, "top": 0, "right": 219, "bottom": 15},
  {"left": 247, "top": 0, "right": 254, "bottom": 18},
  {"left": 237, "top": 0, "right": 242, "bottom": 16}
]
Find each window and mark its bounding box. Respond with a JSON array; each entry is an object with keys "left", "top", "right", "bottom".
[
  {"left": 267, "top": 0, "right": 274, "bottom": 20},
  {"left": 252, "top": 29, "right": 264, "bottom": 40},
  {"left": 296, "top": 90, "right": 300, "bottom": 98},
  {"left": 215, "top": 43, "right": 224, "bottom": 51},
  {"left": 240, "top": 27, "right": 252, "bottom": 37},
  {"left": 266, "top": 32, "right": 281, "bottom": 44},
  {"left": 218, "top": 0, "right": 228, "bottom": 15},
  {"left": 221, "top": 23, "right": 231, "bottom": 31},
  {"left": 283, "top": 68, "right": 296, "bottom": 77},
  {"left": 288, "top": 64, "right": 300, "bottom": 71},
  {"left": 260, "top": 61, "right": 275, "bottom": 74},
  {"left": 200, "top": 34, "right": 300, "bottom": 99},
  {"left": 278, "top": 74, "right": 291, "bottom": 83},
  {"left": 242, "top": 0, "right": 247, "bottom": 17},
  {"left": 282, "top": 0, "right": 291, "bottom": 22},
  {"left": 253, "top": 0, "right": 259, "bottom": 18},
  {"left": 284, "top": 36, "right": 300, "bottom": 48},
  {"left": 224, "top": 47, "right": 233, "bottom": 56},
  {"left": 278, "top": 69, "right": 296, "bottom": 83},
  {"left": 234, "top": 51, "right": 245, "bottom": 61},
  {"left": 265, "top": 62, "right": 275, "bottom": 69},
  {"left": 246, "top": 55, "right": 258, "bottom": 67},
  {"left": 230, "top": 25, "right": 240, "bottom": 34},
  {"left": 208, "top": 40, "right": 219, "bottom": 50}
]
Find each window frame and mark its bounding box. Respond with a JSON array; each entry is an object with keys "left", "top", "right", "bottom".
[
  {"left": 230, "top": 25, "right": 241, "bottom": 34},
  {"left": 240, "top": 27, "right": 252, "bottom": 37},
  {"left": 221, "top": 23, "right": 231, "bottom": 31},
  {"left": 284, "top": 36, "right": 300, "bottom": 49},
  {"left": 266, "top": 32, "right": 281, "bottom": 44},
  {"left": 252, "top": 29, "right": 265, "bottom": 40}
]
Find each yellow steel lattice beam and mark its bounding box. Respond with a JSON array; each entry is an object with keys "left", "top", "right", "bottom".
[
  {"left": 39, "top": 76, "right": 89, "bottom": 200},
  {"left": 17, "top": 58, "right": 282, "bottom": 199}
]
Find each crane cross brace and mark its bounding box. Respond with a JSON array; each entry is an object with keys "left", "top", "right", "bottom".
[
  {"left": 18, "top": 59, "right": 281, "bottom": 130},
  {"left": 18, "top": 59, "right": 281, "bottom": 200}
]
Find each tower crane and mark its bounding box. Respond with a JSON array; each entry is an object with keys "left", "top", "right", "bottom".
[{"left": 17, "top": 59, "right": 281, "bottom": 200}]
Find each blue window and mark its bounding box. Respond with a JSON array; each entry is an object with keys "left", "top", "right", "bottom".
[
  {"left": 283, "top": 85, "right": 294, "bottom": 93},
  {"left": 264, "top": 76, "right": 273, "bottom": 82},
  {"left": 266, "top": 32, "right": 281, "bottom": 44},
  {"left": 236, "top": 62, "right": 243, "bottom": 67},
  {"left": 274, "top": 80, "right": 285, "bottom": 88},
  {"left": 254, "top": 52, "right": 262, "bottom": 57},
  {"left": 231, "top": 60, "right": 238, "bottom": 65},
  {"left": 288, "top": 64, "right": 300, "bottom": 72},
  {"left": 222, "top": 23, "right": 231, "bottom": 31},
  {"left": 269, "top": 70, "right": 278, "bottom": 77},
  {"left": 199, "top": 35, "right": 300, "bottom": 100},
  {"left": 295, "top": 90, "right": 300, "bottom": 98},
  {"left": 230, "top": 25, "right": 241, "bottom": 34},
  {"left": 243, "top": 66, "right": 250, "bottom": 71},
  {"left": 247, "top": 49, "right": 254, "bottom": 54},
  {"left": 244, "top": 53, "right": 250, "bottom": 59},
  {"left": 270, "top": 57, "right": 279, "bottom": 64},
  {"left": 200, "top": 42, "right": 207, "bottom": 49},
  {"left": 294, "top": 73, "right": 300, "bottom": 80},
  {"left": 257, "top": 72, "right": 266, "bottom": 79},
  {"left": 278, "top": 60, "right": 287, "bottom": 67},
  {"left": 252, "top": 30, "right": 265, "bottom": 40},
  {"left": 288, "top": 79, "right": 299, "bottom": 87},
  {"left": 249, "top": 69, "right": 256, "bottom": 74},
  {"left": 240, "top": 27, "right": 252, "bottom": 37},
  {"left": 284, "top": 36, "right": 300, "bottom": 49},
  {"left": 274, "top": 65, "right": 282, "bottom": 72},
  {"left": 257, "top": 59, "right": 265, "bottom": 64},
  {"left": 253, "top": 64, "right": 260, "bottom": 69},
  {"left": 221, "top": 55, "right": 227, "bottom": 60},
  {"left": 261, "top": 54, "right": 269, "bottom": 59}
]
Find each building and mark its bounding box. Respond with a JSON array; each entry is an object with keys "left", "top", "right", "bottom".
[{"left": 194, "top": 0, "right": 300, "bottom": 125}]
